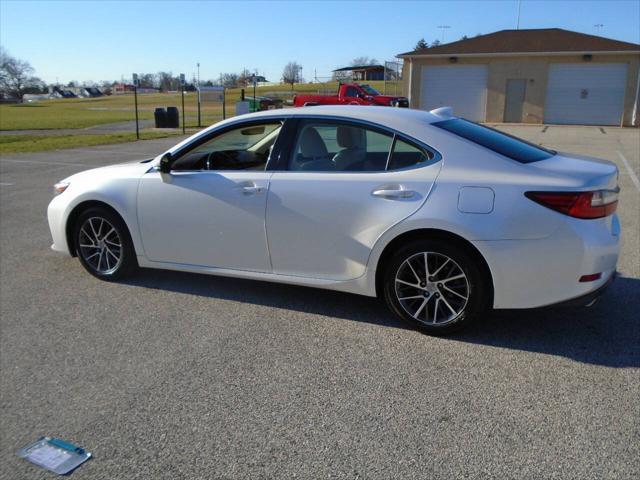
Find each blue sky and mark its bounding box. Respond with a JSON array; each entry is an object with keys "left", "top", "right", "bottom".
[{"left": 1, "top": 0, "right": 639, "bottom": 84}]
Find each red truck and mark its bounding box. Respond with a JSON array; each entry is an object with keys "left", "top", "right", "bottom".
[{"left": 293, "top": 83, "right": 409, "bottom": 108}]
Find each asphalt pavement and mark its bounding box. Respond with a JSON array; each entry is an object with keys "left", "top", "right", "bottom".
[{"left": 1, "top": 126, "right": 639, "bottom": 479}]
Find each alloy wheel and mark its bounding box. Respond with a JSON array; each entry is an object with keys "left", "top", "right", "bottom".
[
  {"left": 394, "top": 251, "right": 469, "bottom": 326},
  {"left": 78, "top": 217, "right": 123, "bottom": 275}
]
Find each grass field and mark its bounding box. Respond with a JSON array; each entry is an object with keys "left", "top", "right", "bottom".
[
  {"left": 0, "top": 81, "right": 404, "bottom": 153},
  {"left": 0, "top": 80, "right": 403, "bottom": 131},
  {"left": 0, "top": 131, "right": 190, "bottom": 154}
]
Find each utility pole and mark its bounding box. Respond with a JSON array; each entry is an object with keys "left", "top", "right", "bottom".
[
  {"left": 196, "top": 62, "right": 201, "bottom": 127},
  {"left": 594, "top": 23, "right": 604, "bottom": 33},
  {"left": 132, "top": 73, "right": 139, "bottom": 140},
  {"left": 180, "top": 73, "right": 186, "bottom": 134},
  {"left": 516, "top": 0, "right": 522, "bottom": 29},
  {"left": 251, "top": 73, "right": 256, "bottom": 112}
]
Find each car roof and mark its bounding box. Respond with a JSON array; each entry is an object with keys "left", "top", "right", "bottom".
[
  {"left": 167, "top": 106, "right": 453, "bottom": 156},
  {"left": 241, "top": 105, "right": 447, "bottom": 127}
]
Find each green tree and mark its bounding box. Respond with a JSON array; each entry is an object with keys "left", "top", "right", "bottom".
[{"left": 415, "top": 38, "right": 428, "bottom": 50}]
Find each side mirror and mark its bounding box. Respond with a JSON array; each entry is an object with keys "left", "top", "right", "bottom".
[{"left": 159, "top": 152, "right": 172, "bottom": 174}]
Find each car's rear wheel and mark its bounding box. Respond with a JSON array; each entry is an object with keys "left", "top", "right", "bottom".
[
  {"left": 73, "top": 207, "right": 137, "bottom": 280},
  {"left": 382, "top": 239, "right": 489, "bottom": 335}
]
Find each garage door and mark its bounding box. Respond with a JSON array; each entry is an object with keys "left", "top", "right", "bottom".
[
  {"left": 420, "top": 65, "right": 488, "bottom": 121},
  {"left": 544, "top": 63, "right": 628, "bottom": 126}
]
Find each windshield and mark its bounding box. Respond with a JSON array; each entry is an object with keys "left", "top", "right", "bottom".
[
  {"left": 360, "top": 84, "right": 380, "bottom": 96},
  {"left": 433, "top": 118, "right": 555, "bottom": 163}
]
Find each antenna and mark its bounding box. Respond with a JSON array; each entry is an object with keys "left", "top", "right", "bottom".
[
  {"left": 437, "top": 25, "right": 451, "bottom": 42},
  {"left": 516, "top": 0, "right": 522, "bottom": 29}
]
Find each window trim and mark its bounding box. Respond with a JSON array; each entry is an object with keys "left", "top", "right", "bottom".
[
  {"left": 274, "top": 117, "right": 441, "bottom": 174},
  {"left": 168, "top": 118, "right": 287, "bottom": 172}
]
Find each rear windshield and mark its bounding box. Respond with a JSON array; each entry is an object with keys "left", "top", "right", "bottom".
[{"left": 433, "top": 118, "right": 555, "bottom": 163}]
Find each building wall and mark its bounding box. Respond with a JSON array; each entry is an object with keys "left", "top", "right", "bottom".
[{"left": 403, "top": 53, "right": 640, "bottom": 126}]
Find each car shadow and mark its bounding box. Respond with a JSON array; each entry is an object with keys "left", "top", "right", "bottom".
[{"left": 123, "top": 271, "right": 639, "bottom": 368}]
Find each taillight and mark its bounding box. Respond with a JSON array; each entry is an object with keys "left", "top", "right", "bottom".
[{"left": 525, "top": 188, "right": 619, "bottom": 219}]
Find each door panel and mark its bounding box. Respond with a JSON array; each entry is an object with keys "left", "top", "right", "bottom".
[
  {"left": 504, "top": 79, "right": 527, "bottom": 123},
  {"left": 137, "top": 170, "right": 271, "bottom": 271},
  {"left": 266, "top": 166, "right": 440, "bottom": 280}
]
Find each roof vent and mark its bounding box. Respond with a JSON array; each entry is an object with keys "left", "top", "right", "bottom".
[{"left": 430, "top": 106, "right": 454, "bottom": 118}]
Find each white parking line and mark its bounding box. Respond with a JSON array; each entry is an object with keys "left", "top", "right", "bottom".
[
  {"left": 616, "top": 151, "right": 640, "bottom": 192},
  {"left": 0, "top": 158, "right": 91, "bottom": 167}
]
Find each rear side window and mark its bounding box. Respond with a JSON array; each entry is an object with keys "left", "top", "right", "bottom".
[
  {"left": 433, "top": 118, "right": 555, "bottom": 163},
  {"left": 345, "top": 87, "right": 359, "bottom": 98},
  {"left": 388, "top": 138, "right": 433, "bottom": 170},
  {"left": 289, "top": 122, "right": 393, "bottom": 172}
]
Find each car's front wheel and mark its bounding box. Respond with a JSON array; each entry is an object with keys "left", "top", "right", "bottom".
[
  {"left": 73, "top": 207, "right": 137, "bottom": 280},
  {"left": 382, "top": 239, "right": 490, "bottom": 335}
]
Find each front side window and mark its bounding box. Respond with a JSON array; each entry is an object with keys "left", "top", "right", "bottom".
[
  {"left": 171, "top": 122, "right": 282, "bottom": 171},
  {"left": 433, "top": 118, "right": 554, "bottom": 163},
  {"left": 289, "top": 122, "right": 393, "bottom": 172}
]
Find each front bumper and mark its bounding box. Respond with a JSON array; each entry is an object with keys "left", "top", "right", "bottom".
[{"left": 47, "top": 194, "right": 72, "bottom": 255}]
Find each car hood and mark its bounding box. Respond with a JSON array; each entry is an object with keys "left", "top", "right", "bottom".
[{"left": 60, "top": 158, "right": 155, "bottom": 184}]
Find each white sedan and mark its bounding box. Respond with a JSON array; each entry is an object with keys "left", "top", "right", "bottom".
[{"left": 47, "top": 106, "right": 620, "bottom": 334}]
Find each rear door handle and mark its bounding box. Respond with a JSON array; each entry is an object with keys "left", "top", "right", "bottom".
[{"left": 372, "top": 188, "right": 415, "bottom": 199}]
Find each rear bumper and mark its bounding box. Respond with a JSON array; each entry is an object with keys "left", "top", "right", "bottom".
[
  {"left": 473, "top": 213, "right": 620, "bottom": 309},
  {"left": 545, "top": 271, "right": 616, "bottom": 308}
]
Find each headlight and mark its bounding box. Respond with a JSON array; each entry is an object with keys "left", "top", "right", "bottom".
[{"left": 54, "top": 181, "right": 70, "bottom": 195}]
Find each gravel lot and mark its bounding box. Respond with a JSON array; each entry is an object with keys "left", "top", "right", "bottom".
[{"left": 1, "top": 126, "right": 638, "bottom": 479}]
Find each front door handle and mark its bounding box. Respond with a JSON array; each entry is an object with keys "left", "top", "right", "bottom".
[
  {"left": 241, "top": 185, "right": 264, "bottom": 195},
  {"left": 236, "top": 181, "right": 265, "bottom": 195},
  {"left": 372, "top": 188, "right": 415, "bottom": 199}
]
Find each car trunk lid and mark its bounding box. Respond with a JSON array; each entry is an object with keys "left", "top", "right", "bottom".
[{"left": 528, "top": 151, "right": 618, "bottom": 190}]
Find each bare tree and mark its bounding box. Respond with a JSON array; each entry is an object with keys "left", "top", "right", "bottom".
[
  {"left": 138, "top": 73, "right": 156, "bottom": 89},
  {"left": 238, "top": 68, "right": 254, "bottom": 87},
  {"left": 350, "top": 56, "right": 379, "bottom": 66},
  {"left": 282, "top": 61, "right": 302, "bottom": 89},
  {"left": 0, "top": 47, "right": 44, "bottom": 99},
  {"left": 219, "top": 72, "right": 239, "bottom": 88},
  {"left": 156, "top": 72, "right": 180, "bottom": 92}
]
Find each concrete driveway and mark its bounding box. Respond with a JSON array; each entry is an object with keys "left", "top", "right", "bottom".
[{"left": 0, "top": 126, "right": 638, "bottom": 479}]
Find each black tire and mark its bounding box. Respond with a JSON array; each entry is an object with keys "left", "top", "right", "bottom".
[
  {"left": 382, "top": 239, "right": 490, "bottom": 335},
  {"left": 73, "top": 207, "right": 138, "bottom": 281}
]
